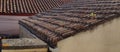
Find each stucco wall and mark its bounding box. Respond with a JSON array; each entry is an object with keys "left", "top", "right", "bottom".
[
  {"left": 57, "top": 17, "right": 120, "bottom": 52},
  {"left": 19, "top": 26, "right": 38, "bottom": 38}
]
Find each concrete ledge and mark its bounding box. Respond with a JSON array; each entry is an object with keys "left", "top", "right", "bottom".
[{"left": 2, "top": 38, "right": 47, "bottom": 49}]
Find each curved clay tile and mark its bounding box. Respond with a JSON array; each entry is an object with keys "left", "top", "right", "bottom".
[
  {"left": 19, "top": 0, "right": 120, "bottom": 48},
  {"left": 0, "top": 0, "right": 72, "bottom": 15}
]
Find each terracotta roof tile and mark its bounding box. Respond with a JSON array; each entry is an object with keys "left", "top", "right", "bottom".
[
  {"left": 19, "top": 0, "right": 120, "bottom": 48},
  {"left": 0, "top": 0, "right": 72, "bottom": 15}
]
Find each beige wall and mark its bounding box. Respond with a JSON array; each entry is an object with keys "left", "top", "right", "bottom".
[
  {"left": 57, "top": 17, "right": 120, "bottom": 52},
  {"left": 19, "top": 26, "right": 38, "bottom": 39}
]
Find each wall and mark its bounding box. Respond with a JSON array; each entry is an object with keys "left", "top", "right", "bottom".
[
  {"left": 57, "top": 17, "right": 120, "bottom": 52},
  {"left": 19, "top": 26, "right": 38, "bottom": 38}
]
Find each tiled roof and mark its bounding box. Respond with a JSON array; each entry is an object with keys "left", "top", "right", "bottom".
[
  {"left": 19, "top": 0, "right": 120, "bottom": 48},
  {"left": 0, "top": 0, "right": 71, "bottom": 15}
]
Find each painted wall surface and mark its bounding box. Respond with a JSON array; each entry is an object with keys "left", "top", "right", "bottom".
[
  {"left": 57, "top": 17, "right": 120, "bottom": 52},
  {"left": 19, "top": 26, "right": 38, "bottom": 38}
]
